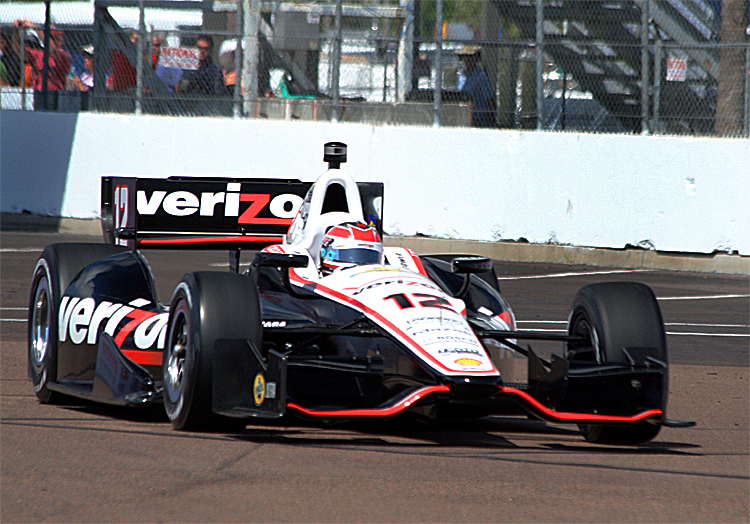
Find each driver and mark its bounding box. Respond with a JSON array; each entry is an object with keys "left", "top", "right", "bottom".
[{"left": 319, "top": 222, "right": 383, "bottom": 275}]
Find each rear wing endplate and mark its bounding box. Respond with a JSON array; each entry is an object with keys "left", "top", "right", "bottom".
[{"left": 101, "top": 176, "right": 384, "bottom": 250}]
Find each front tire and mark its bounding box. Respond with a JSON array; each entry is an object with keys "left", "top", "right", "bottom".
[
  {"left": 163, "top": 272, "right": 262, "bottom": 432},
  {"left": 566, "top": 282, "right": 667, "bottom": 445}
]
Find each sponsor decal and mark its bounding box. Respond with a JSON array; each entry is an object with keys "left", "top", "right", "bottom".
[
  {"left": 393, "top": 250, "right": 409, "bottom": 269},
  {"left": 253, "top": 373, "right": 266, "bottom": 405},
  {"left": 437, "top": 347, "right": 482, "bottom": 355},
  {"left": 384, "top": 248, "right": 427, "bottom": 276},
  {"left": 455, "top": 358, "right": 482, "bottom": 366},
  {"left": 262, "top": 320, "right": 287, "bottom": 328},
  {"left": 136, "top": 183, "right": 303, "bottom": 226},
  {"left": 58, "top": 296, "right": 168, "bottom": 352},
  {"left": 351, "top": 277, "right": 440, "bottom": 297},
  {"left": 405, "top": 316, "right": 470, "bottom": 331},
  {"left": 265, "top": 382, "right": 277, "bottom": 400}
]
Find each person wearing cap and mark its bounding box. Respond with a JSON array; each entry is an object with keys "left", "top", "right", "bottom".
[
  {"left": 13, "top": 20, "right": 71, "bottom": 91},
  {"left": 457, "top": 45, "right": 497, "bottom": 128},
  {"left": 71, "top": 44, "right": 94, "bottom": 91}
]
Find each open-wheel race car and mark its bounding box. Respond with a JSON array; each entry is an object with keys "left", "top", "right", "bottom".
[{"left": 28, "top": 142, "right": 693, "bottom": 445}]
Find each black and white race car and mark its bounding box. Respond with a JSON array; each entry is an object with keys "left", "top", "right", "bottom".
[{"left": 28, "top": 142, "right": 692, "bottom": 444}]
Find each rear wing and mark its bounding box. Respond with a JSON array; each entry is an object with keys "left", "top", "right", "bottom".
[{"left": 101, "top": 176, "right": 384, "bottom": 250}]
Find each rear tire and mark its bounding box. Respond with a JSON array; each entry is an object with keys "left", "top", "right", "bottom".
[
  {"left": 163, "top": 272, "right": 262, "bottom": 432},
  {"left": 28, "top": 243, "right": 127, "bottom": 403},
  {"left": 566, "top": 282, "right": 667, "bottom": 445}
]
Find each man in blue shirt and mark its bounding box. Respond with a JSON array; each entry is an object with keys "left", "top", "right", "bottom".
[{"left": 458, "top": 46, "right": 497, "bottom": 128}]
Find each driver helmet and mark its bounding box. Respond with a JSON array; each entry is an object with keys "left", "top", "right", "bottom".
[{"left": 320, "top": 222, "right": 383, "bottom": 275}]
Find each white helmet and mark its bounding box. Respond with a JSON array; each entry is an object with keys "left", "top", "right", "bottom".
[{"left": 320, "top": 222, "right": 383, "bottom": 275}]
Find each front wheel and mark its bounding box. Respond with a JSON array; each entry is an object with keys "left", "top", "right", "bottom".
[
  {"left": 566, "top": 282, "right": 667, "bottom": 445},
  {"left": 163, "top": 272, "right": 262, "bottom": 432}
]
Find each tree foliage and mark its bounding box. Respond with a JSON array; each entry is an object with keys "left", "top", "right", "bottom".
[{"left": 418, "top": 0, "right": 483, "bottom": 37}]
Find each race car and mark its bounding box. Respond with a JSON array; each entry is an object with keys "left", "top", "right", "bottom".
[{"left": 28, "top": 142, "right": 693, "bottom": 444}]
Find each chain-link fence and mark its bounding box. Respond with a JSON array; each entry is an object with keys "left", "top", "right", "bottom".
[{"left": 1, "top": 0, "right": 748, "bottom": 137}]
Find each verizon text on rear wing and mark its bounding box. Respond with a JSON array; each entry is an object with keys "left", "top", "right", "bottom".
[{"left": 101, "top": 177, "right": 384, "bottom": 250}]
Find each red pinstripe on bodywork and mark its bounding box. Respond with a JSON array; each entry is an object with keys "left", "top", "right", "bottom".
[
  {"left": 286, "top": 384, "right": 663, "bottom": 424},
  {"left": 287, "top": 385, "right": 452, "bottom": 417},
  {"left": 137, "top": 236, "right": 284, "bottom": 246},
  {"left": 121, "top": 350, "right": 162, "bottom": 366},
  {"left": 498, "top": 387, "right": 663, "bottom": 423},
  {"left": 405, "top": 248, "right": 429, "bottom": 277}
]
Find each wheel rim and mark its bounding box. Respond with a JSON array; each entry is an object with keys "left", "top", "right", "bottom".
[
  {"left": 165, "top": 308, "right": 189, "bottom": 404},
  {"left": 31, "top": 276, "right": 51, "bottom": 368},
  {"left": 569, "top": 311, "right": 602, "bottom": 364}
]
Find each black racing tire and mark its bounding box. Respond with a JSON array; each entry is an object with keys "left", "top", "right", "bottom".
[
  {"left": 163, "top": 271, "right": 262, "bottom": 432},
  {"left": 28, "top": 243, "right": 127, "bottom": 403},
  {"left": 566, "top": 282, "right": 667, "bottom": 445}
]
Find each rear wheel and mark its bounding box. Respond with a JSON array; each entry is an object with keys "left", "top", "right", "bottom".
[
  {"left": 28, "top": 243, "right": 127, "bottom": 403},
  {"left": 566, "top": 282, "right": 667, "bottom": 445},
  {"left": 163, "top": 272, "right": 262, "bottom": 432}
]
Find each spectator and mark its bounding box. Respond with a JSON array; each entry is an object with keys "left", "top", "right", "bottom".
[
  {"left": 0, "top": 29, "right": 22, "bottom": 86},
  {"left": 220, "top": 47, "right": 238, "bottom": 96},
  {"left": 457, "top": 45, "right": 497, "bottom": 128},
  {"left": 108, "top": 30, "right": 138, "bottom": 91},
  {"left": 71, "top": 44, "right": 94, "bottom": 91},
  {"left": 14, "top": 20, "right": 71, "bottom": 91},
  {"left": 177, "top": 35, "right": 225, "bottom": 95},
  {"left": 151, "top": 34, "right": 182, "bottom": 92}
]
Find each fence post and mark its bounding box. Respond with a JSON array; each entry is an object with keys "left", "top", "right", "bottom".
[
  {"left": 18, "top": 26, "right": 27, "bottom": 110},
  {"left": 233, "top": 0, "right": 243, "bottom": 118},
  {"left": 653, "top": 39, "right": 662, "bottom": 133},
  {"left": 433, "top": 0, "right": 444, "bottom": 127},
  {"left": 535, "top": 0, "right": 544, "bottom": 130},
  {"left": 135, "top": 0, "right": 145, "bottom": 116},
  {"left": 331, "top": 0, "right": 343, "bottom": 122},
  {"left": 397, "top": 0, "right": 414, "bottom": 103},
  {"left": 242, "top": 0, "right": 261, "bottom": 117},
  {"left": 640, "top": 0, "right": 651, "bottom": 134},
  {"left": 92, "top": 4, "right": 103, "bottom": 112},
  {"left": 41, "top": 0, "right": 51, "bottom": 111}
]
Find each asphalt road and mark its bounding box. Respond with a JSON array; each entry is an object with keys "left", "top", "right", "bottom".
[{"left": 2, "top": 232, "right": 748, "bottom": 523}]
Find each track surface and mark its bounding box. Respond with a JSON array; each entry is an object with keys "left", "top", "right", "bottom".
[{"left": 2, "top": 232, "right": 748, "bottom": 523}]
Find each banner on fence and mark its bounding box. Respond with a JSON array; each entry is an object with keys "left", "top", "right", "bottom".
[{"left": 159, "top": 47, "right": 199, "bottom": 70}]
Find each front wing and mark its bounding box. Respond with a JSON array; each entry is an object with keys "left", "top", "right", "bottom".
[{"left": 209, "top": 324, "right": 687, "bottom": 428}]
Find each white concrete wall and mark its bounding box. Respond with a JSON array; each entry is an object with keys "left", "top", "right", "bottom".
[{"left": 2, "top": 110, "right": 748, "bottom": 255}]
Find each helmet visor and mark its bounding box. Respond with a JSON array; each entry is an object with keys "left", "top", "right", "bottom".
[{"left": 327, "top": 246, "right": 382, "bottom": 264}]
